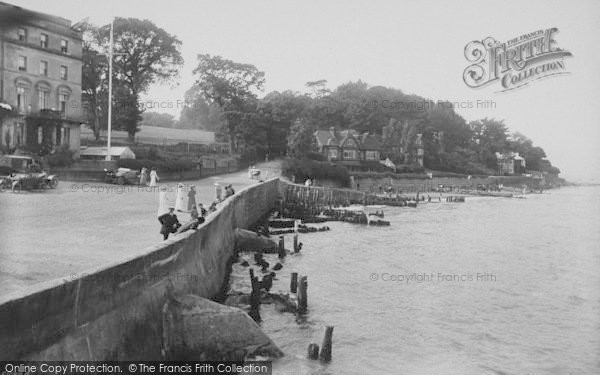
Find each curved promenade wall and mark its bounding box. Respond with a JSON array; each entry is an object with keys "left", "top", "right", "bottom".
[{"left": 0, "top": 179, "right": 280, "bottom": 360}]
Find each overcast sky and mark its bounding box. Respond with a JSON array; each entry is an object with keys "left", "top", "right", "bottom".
[{"left": 8, "top": 0, "right": 600, "bottom": 182}]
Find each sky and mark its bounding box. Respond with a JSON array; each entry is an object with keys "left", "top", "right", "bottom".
[{"left": 7, "top": 0, "right": 600, "bottom": 182}]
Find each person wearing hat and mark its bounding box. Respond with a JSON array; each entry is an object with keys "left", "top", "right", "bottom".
[
  {"left": 215, "top": 182, "right": 222, "bottom": 202},
  {"left": 139, "top": 167, "right": 148, "bottom": 186},
  {"left": 198, "top": 203, "right": 207, "bottom": 217},
  {"left": 187, "top": 185, "right": 197, "bottom": 211},
  {"left": 158, "top": 206, "right": 180, "bottom": 240},
  {"left": 156, "top": 185, "right": 171, "bottom": 219},
  {"left": 149, "top": 168, "right": 159, "bottom": 187},
  {"left": 175, "top": 183, "right": 186, "bottom": 212},
  {"left": 224, "top": 184, "right": 233, "bottom": 199}
]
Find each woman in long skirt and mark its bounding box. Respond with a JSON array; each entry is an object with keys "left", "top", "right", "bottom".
[
  {"left": 149, "top": 169, "right": 159, "bottom": 187},
  {"left": 187, "top": 185, "right": 197, "bottom": 211},
  {"left": 157, "top": 186, "right": 170, "bottom": 218},
  {"left": 175, "top": 183, "right": 186, "bottom": 212},
  {"left": 215, "top": 182, "right": 222, "bottom": 202},
  {"left": 139, "top": 167, "right": 148, "bottom": 186}
]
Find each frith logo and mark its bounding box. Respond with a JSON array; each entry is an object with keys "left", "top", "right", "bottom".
[{"left": 463, "top": 28, "right": 573, "bottom": 92}]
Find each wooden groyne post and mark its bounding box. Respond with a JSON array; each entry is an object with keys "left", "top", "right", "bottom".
[
  {"left": 297, "top": 275, "right": 308, "bottom": 314},
  {"left": 248, "top": 269, "right": 261, "bottom": 322},
  {"left": 307, "top": 343, "right": 320, "bottom": 360},
  {"left": 290, "top": 272, "right": 298, "bottom": 293},
  {"left": 278, "top": 235, "right": 285, "bottom": 258},
  {"left": 319, "top": 326, "right": 334, "bottom": 362}
]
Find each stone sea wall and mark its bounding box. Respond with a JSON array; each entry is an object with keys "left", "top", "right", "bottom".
[{"left": 0, "top": 179, "right": 280, "bottom": 360}]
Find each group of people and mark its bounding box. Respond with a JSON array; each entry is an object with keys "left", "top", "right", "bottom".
[
  {"left": 139, "top": 167, "right": 160, "bottom": 187},
  {"left": 157, "top": 181, "right": 236, "bottom": 240},
  {"left": 214, "top": 182, "right": 235, "bottom": 201}
]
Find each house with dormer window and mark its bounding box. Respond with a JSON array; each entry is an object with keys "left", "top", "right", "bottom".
[{"left": 314, "top": 127, "right": 383, "bottom": 171}]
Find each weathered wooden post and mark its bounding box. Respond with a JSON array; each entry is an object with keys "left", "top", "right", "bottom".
[
  {"left": 290, "top": 272, "right": 298, "bottom": 293},
  {"left": 249, "top": 269, "right": 261, "bottom": 322},
  {"left": 293, "top": 234, "right": 299, "bottom": 252},
  {"left": 298, "top": 276, "right": 308, "bottom": 313},
  {"left": 278, "top": 235, "right": 285, "bottom": 258},
  {"left": 307, "top": 343, "right": 320, "bottom": 360},
  {"left": 319, "top": 326, "right": 334, "bottom": 362},
  {"left": 264, "top": 216, "right": 270, "bottom": 234}
]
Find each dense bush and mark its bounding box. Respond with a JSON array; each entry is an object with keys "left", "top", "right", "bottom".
[
  {"left": 129, "top": 145, "right": 163, "bottom": 160},
  {"left": 46, "top": 146, "right": 75, "bottom": 167},
  {"left": 282, "top": 158, "right": 351, "bottom": 187},
  {"left": 305, "top": 152, "right": 326, "bottom": 162},
  {"left": 352, "top": 171, "right": 430, "bottom": 180},
  {"left": 398, "top": 164, "right": 425, "bottom": 174}
]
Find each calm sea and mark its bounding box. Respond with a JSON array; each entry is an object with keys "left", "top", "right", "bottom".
[{"left": 241, "top": 186, "right": 600, "bottom": 374}]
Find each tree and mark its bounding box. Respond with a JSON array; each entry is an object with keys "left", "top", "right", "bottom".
[
  {"left": 140, "top": 111, "right": 176, "bottom": 128},
  {"left": 97, "top": 18, "right": 183, "bottom": 142},
  {"left": 178, "top": 85, "right": 223, "bottom": 130},
  {"left": 287, "top": 120, "right": 314, "bottom": 158},
  {"left": 470, "top": 118, "right": 509, "bottom": 169},
  {"left": 81, "top": 22, "right": 108, "bottom": 141},
  {"left": 260, "top": 91, "right": 309, "bottom": 156},
  {"left": 191, "top": 54, "right": 265, "bottom": 153},
  {"left": 508, "top": 132, "right": 547, "bottom": 171},
  {"left": 305, "top": 80, "right": 331, "bottom": 98}
]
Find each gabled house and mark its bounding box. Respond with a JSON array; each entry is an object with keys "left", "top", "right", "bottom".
[
  {"left": 314, "top": 127, "right": 383, "bottom": 171},
  {"left": 496, "top": 152, "right": 526, "bottom": 175}
]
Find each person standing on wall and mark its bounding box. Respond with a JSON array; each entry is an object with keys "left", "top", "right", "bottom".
[
  {"left": 215, "top": 182, "right": 222, "bottom": 202},
  {"left": 187, "top": 185, "right": 197, "bottom": 211},
  {"left": 175, "top": 183, "right": 186, "bottom": 212}
]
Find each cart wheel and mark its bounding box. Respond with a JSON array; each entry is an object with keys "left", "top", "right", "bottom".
[
  {"left": 117, "top": 176, "right": 125, "bottom": 185},
  {"left": 50, "top": 178, "right": 58, "bottom": 189}
]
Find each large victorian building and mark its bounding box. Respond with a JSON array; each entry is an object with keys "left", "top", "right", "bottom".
[
  {"left": 0, "top": 2, "right": 83, "bottom": 157},
  {"left": 314, "top": 127, "right": 383, "bottom": 171}
]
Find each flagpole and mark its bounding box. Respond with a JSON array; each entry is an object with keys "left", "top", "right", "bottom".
[{"left": 106, "top": 18, "right": 113, "bottom": 161}]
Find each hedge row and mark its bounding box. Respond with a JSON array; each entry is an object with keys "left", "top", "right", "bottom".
[
  {"left": 352, "top": 171, "right": 430, "bottom": 180},
  {"left": 117, "top": 157, "right": 198, "bottom": 172},
  {"left": 282, "top": 158, "right": 351, "bottom": 187}
]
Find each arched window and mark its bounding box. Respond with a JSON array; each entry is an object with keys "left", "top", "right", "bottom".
[
  {"left": 36, "top": 82, "right": 51, "bottom": 111},
  {"left": 37, "top": 126, "right": 43, "bottom": 144},
  {"left": 15, "top": 78, "right": 31, "bottom": 113},
  {"left": 57, "top": 86, "right": 71, "bottom": 117}
]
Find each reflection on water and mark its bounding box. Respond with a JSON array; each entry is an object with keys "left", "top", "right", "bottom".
[{"left": 247, "top": 187, "right": 600, "bottom": 375}]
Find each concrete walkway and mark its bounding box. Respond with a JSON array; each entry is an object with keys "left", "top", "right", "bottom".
[{"left": 0, "top": 161, "right": 282, "bottom": 297}]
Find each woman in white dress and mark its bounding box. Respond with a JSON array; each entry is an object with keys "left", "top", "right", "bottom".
[
  {"left": 149, "top": 169, "right": 159, "bottom": 187},
  {"left": 175, "top": 183, "right": 186, "bottom": 212},
  {"left": 157, "top": 186, "right": 170, "bottom": 218}
]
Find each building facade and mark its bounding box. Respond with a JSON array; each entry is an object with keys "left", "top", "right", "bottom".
[
  {"left": 314, "top": 127, "right": 383, "bottom": 171},
  {"left": 495, "top": 152, "right": 526, "bottom": 175},
  {"left": 0, "top": 2, "right": 83, "bottom": 157}
]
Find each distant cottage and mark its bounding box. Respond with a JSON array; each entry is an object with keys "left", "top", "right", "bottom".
[
  {"left": 495, "top": 152, "right": 526, "bottom": 175},
  {"left": 314, "top": 127, "right": 383, "bottom": 171}
]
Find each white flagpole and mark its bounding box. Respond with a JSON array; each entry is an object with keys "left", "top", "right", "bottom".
[{"left": 106, "top": 18, "right": 113, "bottom": 161}]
